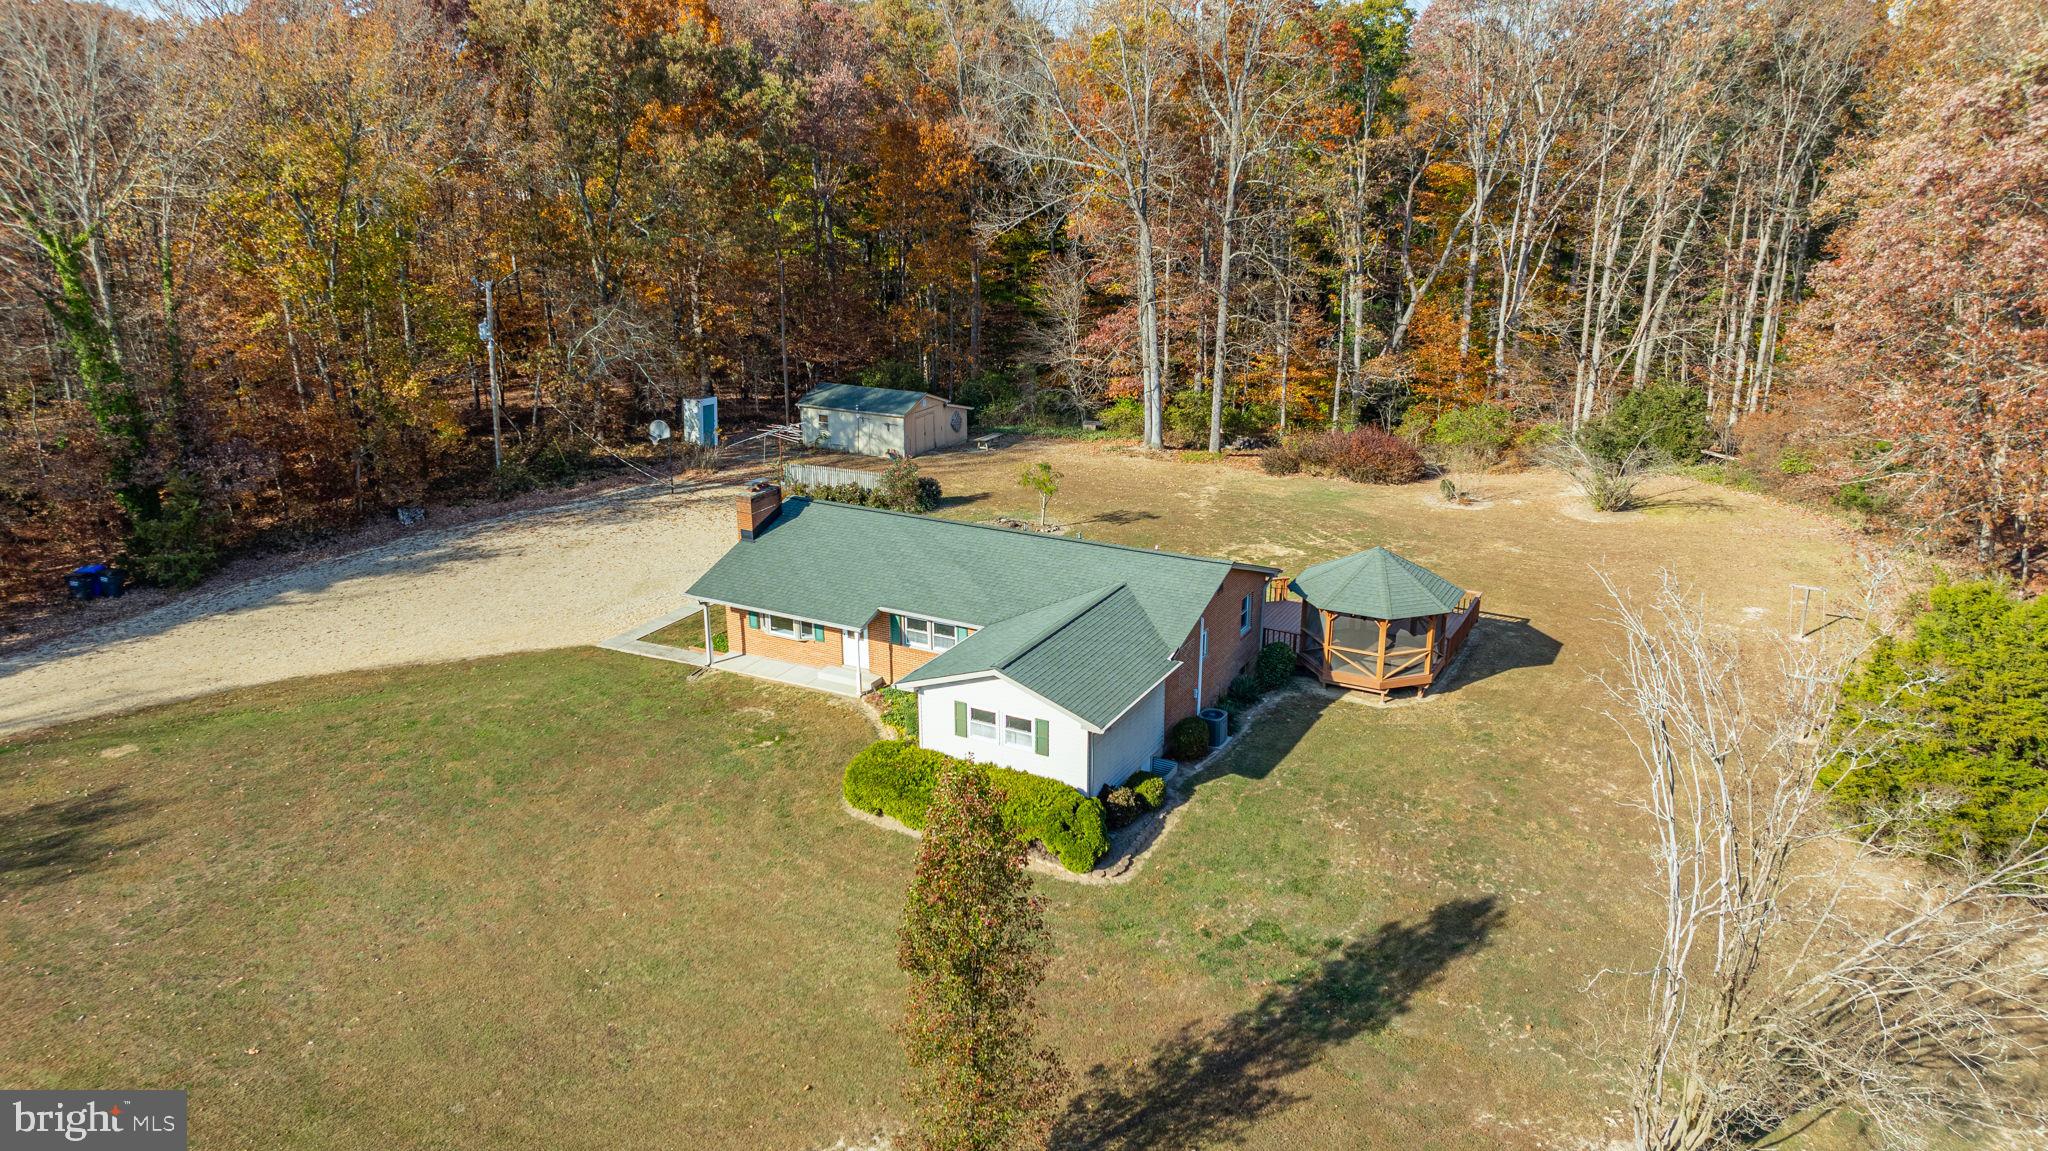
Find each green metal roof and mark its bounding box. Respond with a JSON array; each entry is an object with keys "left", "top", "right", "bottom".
[
  {"left": 797, "top": 383, "right": 934, "bottom": 416},
  {"left": 1288, "top": 547, "right": 1466, "bottom": 620},
  {"left": 897, "top": 585, "right": 1177, "bottom": 729},
  {"left": 686, "top": 498, "right": 1276, "bottom": 723}
]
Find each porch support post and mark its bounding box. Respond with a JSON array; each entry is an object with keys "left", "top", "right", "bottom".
[
  {"left": 1375, "top": 618, "right": 1389, "bottom": 683},
  {"left": 1320, "top": 610, "right": 1334, "bottom": 685},
  {"left": 1424, "top": 615, "right": 1439, "bottom": 678},
  {"left": 701, "top": 604, "right": 714, "bottom": 665}
]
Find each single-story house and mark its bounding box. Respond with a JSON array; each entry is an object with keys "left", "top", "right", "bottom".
[
  {"left": 797, "top": 383, "right": 971, "bottom": 458},
  {"left": 685, "top": 484, "right": 1277, "bottom": 794}
]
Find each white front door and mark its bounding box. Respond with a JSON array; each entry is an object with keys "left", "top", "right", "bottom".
[{"left": 842, "top": 627, "right": 864, "bottom": 669}]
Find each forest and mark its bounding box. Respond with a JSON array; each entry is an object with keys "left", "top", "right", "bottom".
[{"left": 1, "top": 0, "right": 2042, "bottom": 613}]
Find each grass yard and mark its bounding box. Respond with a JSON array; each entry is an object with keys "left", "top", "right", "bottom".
[
  {"left": 1, "top": 443, "right": 1871, "bottom": 1149},
  {"left": 643, "top": 602, "right": 728, "bottom": 652}
]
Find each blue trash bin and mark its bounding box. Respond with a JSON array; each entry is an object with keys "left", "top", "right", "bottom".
[
  {"left": 67, "top": 564, "right": 107, "bottom": 600},
  {"left": 95, "top": 567, "right": 126, "bottom": 598}
]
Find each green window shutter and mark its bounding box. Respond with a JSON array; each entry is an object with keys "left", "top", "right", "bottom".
[
  {"left": 889, "top": 615, "right": 902, "bottom": 644},
  {"left": 811, "top": 623, "right": 826, "bottom": 642},
  {"left": 1034, "top": 718, "right": 1049, "bottom": 756},
  {"left": 747, "top": 611, "right": 759, "bottom": 629},
  {"left": 954, "top": 701, "right": 968, "bottom": 737}
]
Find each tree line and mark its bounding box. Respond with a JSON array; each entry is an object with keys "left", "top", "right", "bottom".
[{"left": 2, "top": 0, "right": 2040, "bottom": 612}]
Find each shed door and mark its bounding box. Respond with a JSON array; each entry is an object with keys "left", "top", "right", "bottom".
[{"left": 841, "top": 627, "right": 863, "bottom": 669}]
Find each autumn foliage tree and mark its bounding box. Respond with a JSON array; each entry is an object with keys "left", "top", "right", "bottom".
[
  {"left": 897, "top": 761, "right": 1065, "bottom": 1151},
  {"left": 1796, "top": 0, "right": 2047, "bottom": 575}
]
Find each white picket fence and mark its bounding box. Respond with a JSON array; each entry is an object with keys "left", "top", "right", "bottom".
[{"left": 783, "top": 462, "right": 882, "bottom": 492}]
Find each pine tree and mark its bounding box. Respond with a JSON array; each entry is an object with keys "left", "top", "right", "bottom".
[{"left": 897, "top": 762, "right": 1065, "bottom": 1151}]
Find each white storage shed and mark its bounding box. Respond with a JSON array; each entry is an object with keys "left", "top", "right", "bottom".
[{"left": 797, "top": 384, "right": 970, "bottom": 458}]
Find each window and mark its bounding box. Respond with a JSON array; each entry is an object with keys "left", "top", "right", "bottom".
[
  {"left": 969, "top": 708, "right": 997, "bottom": 741},
  {"left": 1004, "top": 715, "right": 1035, "bottom": 748},
  {"left": 1240, "top": 594, "right": 1253, "bottom": 635},
  {"left": 766, "top": 615, "right": 802, "bottom": 639},
  {"left": 900, "top": 615, "right": 967, "bottom": 652}
]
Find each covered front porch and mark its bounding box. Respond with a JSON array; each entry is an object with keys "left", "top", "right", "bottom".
[
  {"left": 1262, "top": 548, "right": 1481, "bottom": 699},
  {"left": 598, "top": 602, "right": 881, "bottom": 698}
]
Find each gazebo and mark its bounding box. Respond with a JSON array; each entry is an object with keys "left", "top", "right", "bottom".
[{"left": 1282, "top": 547, "right": 1482, "bottom": 698}]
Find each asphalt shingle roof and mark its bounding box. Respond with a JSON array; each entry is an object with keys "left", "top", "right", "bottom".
[
  {"left": 796, "top": 383, "right": 933, "bottom": 416},
  {"left": 686, "top": 498, "right": 1274, "bottom": 725},
  {"left": 1288, "top": 547, "right": 1466, "bottom": 620},
  {"left": 897, "top": 585, "right": 1177, "bottom": 729}
]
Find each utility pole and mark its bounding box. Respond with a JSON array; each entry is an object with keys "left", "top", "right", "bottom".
[{"left": 476, "top": 276, "right": 503, "bottom": 470}]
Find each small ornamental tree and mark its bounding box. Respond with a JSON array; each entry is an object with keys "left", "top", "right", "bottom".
[
  {"left": 1018, "top": 461, "right": 1060, "bottom": 527},
  {"left": 898, "top": 763, "right": 1065, "bottom": 1151}
]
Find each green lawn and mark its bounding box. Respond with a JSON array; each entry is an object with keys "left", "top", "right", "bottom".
[
  {"left": 1, "top": 446, "right": 1866, "bottom": 1149},
  {"left": 643, "top": 603, "right": 728, "bottom": 651},
  {"left": 2, "top": 651, "right": 1639, "bottom": 1149}
]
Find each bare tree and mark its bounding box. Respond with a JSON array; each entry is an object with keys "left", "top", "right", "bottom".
[
  {"left": 1014, "top": 250, "right": 1103, "bottom": 415},
  {"left": 1597, "top": 570, "right": 2048, "bottom": 1151},
  {"left": 1181, "top": 0, "right": 1302, "bottom": 451},
  {"left": 973, "top": 0, "right": 1185, "bottom": 449}
]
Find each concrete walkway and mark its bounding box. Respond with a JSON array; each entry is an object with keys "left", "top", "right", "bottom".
[{"left": 597, "top": 606, "right": 878, "bottom": 697}]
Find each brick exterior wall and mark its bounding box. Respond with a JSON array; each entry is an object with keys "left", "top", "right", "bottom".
[
  {"left": 866, "top": 611, "right": 946, "bottom": 684},
  {"left": 1162, "top": 568, "right": 1272, "bottom": 726},
  {"left": 731, "top": 611, "right": 847, "bottom": 669}
]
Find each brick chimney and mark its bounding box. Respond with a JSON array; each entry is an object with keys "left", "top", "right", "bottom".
[{"left": 737, "top": 481, "right": 782, "bottom": 540}]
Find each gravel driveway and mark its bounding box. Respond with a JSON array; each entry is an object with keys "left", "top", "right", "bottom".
[{"left": 0, "top": 480, "right": 741, "bottom": 739}]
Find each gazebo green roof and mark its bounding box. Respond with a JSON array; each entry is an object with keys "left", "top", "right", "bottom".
[{"left": 1289, "top": 547, "right": 1466, "bottom": 620}]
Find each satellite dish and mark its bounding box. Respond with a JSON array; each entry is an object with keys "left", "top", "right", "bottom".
[{"left": 648, "top": 419, "right": 672, "bottom": 444}]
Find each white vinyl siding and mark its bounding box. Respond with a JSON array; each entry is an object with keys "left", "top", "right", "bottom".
[
  {"left": 915, "top": 675, "right": 1167, "bottom": 795},
  {"left": 1086, "top": 681, "right": 1166, "bottom": 794},
  {"left": 918, "top": 677, "right": 1088, "bottom": 792}
]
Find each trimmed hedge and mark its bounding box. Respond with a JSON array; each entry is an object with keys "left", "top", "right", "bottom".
[
  {"left": 1128, "top": 769, "right": 1166, "bottom": 808},
  {"left": 1255, "top": 641, "right": 1297, "bottom": 692},
  {"left": 1167, "top": 716, "right": 1212, "bottom": 759},
  {"left": 877, "top": 687, "right": 919, "bottom": 739},
  {"left": 1099, "top": 768, "right": 1169, "bottom": 831},
  {"left": 843, "top": 740, "right": 1109, "bottom": 872}
]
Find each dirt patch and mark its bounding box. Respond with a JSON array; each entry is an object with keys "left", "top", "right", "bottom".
[{"left": 0, "top": 478, "right": 746, "bottom": 738}]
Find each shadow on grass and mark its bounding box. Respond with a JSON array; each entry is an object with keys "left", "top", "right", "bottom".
[
  {"left": 0, "top": 785, "right": 154, "bottom": 889},
  {"left": 1073, "top": 509, "right": 1162, "bottom": 528},
  {"left": 936, "top": 491, "right": 991, "bottom": 511},
  {"left": 1055, "top": 896, "right": 1506, "bottom": 1150},
  {"left": 1181, "top": 687, "right": 1334, "bottom": 792},
  {"left": 1426, "top": 613, "right": 1563, "bottom": 696}
]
